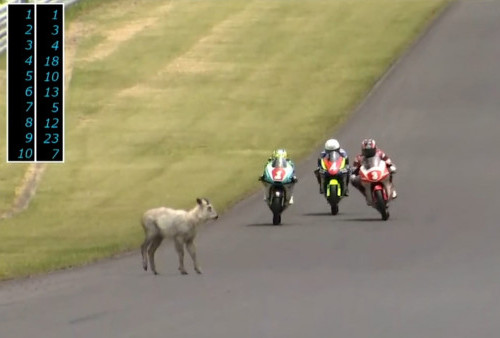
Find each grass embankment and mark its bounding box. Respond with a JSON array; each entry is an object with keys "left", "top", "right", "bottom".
[{"left": 0, "top": 0, "right": 449, "bottom": 280}]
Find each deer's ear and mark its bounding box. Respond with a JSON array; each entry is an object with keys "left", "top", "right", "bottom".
[{"left": 196, "top": 198, "right": 202, "bottom": 205}]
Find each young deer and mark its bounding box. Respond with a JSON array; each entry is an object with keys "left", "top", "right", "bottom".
[{"left": 141, "top": 198, "right": 218, "bottom": 275}]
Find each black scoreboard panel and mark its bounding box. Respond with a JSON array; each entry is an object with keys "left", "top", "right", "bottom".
[
  {"left": 7, "top": 3, "right": 64, "bottom": 163},
  {"left": 36, "top": 4, "right": 64, "bottom": 161},
  {"left": 7, "top": 4, "right": 36, "bottom": 162}
]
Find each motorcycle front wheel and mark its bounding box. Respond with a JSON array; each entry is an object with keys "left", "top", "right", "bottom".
[
  {"left": 374, "top": 190, "right": 389, "bottom": 220},
  {"left": 330, "top": 204, "right": 339, "bottom": 215},
  {"left": 327, "top": 185, "right": 341, "bottom": 215},
  {"left": 271, "top": 196, "right": 283, "bottom": 225}
]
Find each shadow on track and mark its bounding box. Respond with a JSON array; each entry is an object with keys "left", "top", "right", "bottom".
[
  {"left": 302, "top": 212, "right": 333, "bottom": 216},
  {"left": 342, "top": 217, "right": 388, "bottom": 222},
  {"left": 245, "top": 222, "right": 279, "bottom": 227},
  {"left": 245, "top": 221, "right": 299, "bottom": 227}
]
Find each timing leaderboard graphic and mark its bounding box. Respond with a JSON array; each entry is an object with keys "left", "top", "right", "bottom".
[{"left": 7, "top": 3, "right": 64, "bottom": 163}]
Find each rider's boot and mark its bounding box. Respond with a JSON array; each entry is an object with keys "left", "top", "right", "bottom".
[
  {"left": 314, "top": 169, "right": 324, "bottom": 194},
  {"left": 365, "top": 193, "right": 372, "bottom": 206},
  {"left": 344, "top": 172, "right": 350, "bottom": 196},
  {"left": 350, "top": 175, "right": 364, "bottom": 196},
  {"left": 389, "top": 174, "right": 397, "bottom": 199},
  {"left": 385, "top": 180, "right": 397, "bottom": 200},
  {"left": 343, "top": 176, "right": 349, "bottom": 196},
  {"left": 360, "top": 186, "right": 370, "bottom": 205}
]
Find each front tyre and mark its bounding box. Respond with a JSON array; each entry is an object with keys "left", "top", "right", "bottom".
[
  {"left": 271, "top": 196, "right": 283, "bottom": 225},
  {"left": 374, "top": 190, "right": 389, "bottom": 220},
  {"left": 330, "top": 203, "right": 339, "bottom": 215},
  {"left": 382, "top": 211, "right": 390, "bottom": 221},
  {"left": 327, "top": 184, "right": 341, "bottom": 215}
]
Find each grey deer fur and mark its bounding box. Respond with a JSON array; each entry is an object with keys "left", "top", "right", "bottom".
[{"left": 141, "top": 198, "right": 218, "bottom": 275}]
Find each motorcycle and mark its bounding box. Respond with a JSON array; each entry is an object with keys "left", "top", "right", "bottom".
[
  {"left": 319, "top": 151, "right": 349, "bottom": 215},
  {"left": 358, "top": 156, "right": 394, "bottom": 220},
  {"left": 260, "top": 157, "right": 296, "bottom": 225}
]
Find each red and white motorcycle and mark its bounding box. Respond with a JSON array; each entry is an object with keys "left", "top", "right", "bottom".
[{"left": 358, "top": 157, "right": 395, "bottom": 220}]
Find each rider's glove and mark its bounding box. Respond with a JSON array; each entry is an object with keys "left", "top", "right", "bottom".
[
  {"left": 389, "top": 165, "right": 397, "bottom": 174},
  {"left": 291, "top": 176, "right": 298, "bottom": 183}
]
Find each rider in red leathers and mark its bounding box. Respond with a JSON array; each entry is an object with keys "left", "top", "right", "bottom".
[{"left": 350, "top": 138, "right": 397, "bottom": 202}]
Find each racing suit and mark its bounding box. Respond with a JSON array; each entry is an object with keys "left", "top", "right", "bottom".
[
  {"left": 314, "top": 149, "right": 350, "bottom": 196},
  {"left": 350, "top": 149, "right": 397, "bottom": 203},
  {"left": 259, "top": 158, "right": 298, "bottom": 205}
]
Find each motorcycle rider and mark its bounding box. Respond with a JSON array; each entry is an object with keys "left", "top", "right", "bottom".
[
  {"left": 350, "top": 138, "right": 397, "bottom": 202},
  {"left": 314, "top": 139, "right": 350, "bottom": 196},
  {"left": 259, "top": 149, "right": 298, "bottom": 205}
]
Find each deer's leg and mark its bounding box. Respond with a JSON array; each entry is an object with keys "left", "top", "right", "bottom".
[
  {"left": 186, "top": 239, "right": 202, "bottom": 274},
  {"left": 174, "top": 237, "right": 187, "bottom": 275}
]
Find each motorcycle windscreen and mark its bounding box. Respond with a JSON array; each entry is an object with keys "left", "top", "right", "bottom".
[
  {"left": 362, "top": 156, "right": 382, "bottom": 170},
  {"left": 322, "top": 151, "right": 346, "bottom": 172},
  {"left": 326, "top": 151, "right": 342, "bottom": 162},
  {"left": 271, "top": 158, "right": 288, "bottom": 168},
  {"left": 266, "top": 159, "right": 293, "bottom": 183}
]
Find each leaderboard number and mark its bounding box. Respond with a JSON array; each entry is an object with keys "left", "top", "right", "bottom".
[
  {"left": 19, "top": 7, "right": 35, "bottom": 160},
  {"left": 44, "top": 10, "right": 61, "bottom": 160},
  {"left": 20, "top": 99, "right": 34, "bottom": 161},
  {"left": 43, "top": 57, "right": 60, "bottom": 99},
  {"left": 44, "top": 71, "right": 60, "bottom": 82},
  {"left": 44, "top": 87, "right": 59, "bottom": 97},
  {"left": 43, "top": 133, "right": 59, "bottom": 144},
  {"left": 36, "top": 4, "right": 64, "bottom": 161},
  {"left": 8, "top": 4, "right": 64, "bottom": 162},
  {"left": 44, "top": 117, "right": 59, "bottom": 129},
  {"left": 18, "top": 148, "right": 34, "bottom": 159},
  {"left": 44, "top": 55, "right": 59, "bottom": 66}
]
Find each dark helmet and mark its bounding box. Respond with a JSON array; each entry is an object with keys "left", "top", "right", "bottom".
[{"left": 361, "top": 138, "right": 377, "bottom": 158}]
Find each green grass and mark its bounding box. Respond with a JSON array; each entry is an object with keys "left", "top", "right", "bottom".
[{"left": 0, "top": 0, "right": 450, "bottom": 280}]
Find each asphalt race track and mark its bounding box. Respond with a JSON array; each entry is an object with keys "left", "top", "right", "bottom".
[{"left": 1, "top": 1, "right": 500, "bottom": 337}]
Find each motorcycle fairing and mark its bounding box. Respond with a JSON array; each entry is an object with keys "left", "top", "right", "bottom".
[
  {"left": 264, "top": 161, "right": 294, "bottom": 184},
  {"left": 321, "top": 152, "right": 346, "bottom": 176},
  {"left": 359, "top": 157, "right": 390, "bottom": 183},
  {"left": 326, "top": 179, "right": 342, "bottom": 197}
]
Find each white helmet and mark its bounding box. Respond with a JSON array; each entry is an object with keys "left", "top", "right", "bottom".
[{"left": 324, "top": 139, "right": 340, "bottom": 151}]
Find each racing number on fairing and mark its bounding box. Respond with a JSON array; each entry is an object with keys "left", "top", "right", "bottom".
[
  {"left": 370, "top": 171, "right": 380, "bottom": 181},
  {"left": 272, "top": 168, "right": 286, "bottom": 181}
]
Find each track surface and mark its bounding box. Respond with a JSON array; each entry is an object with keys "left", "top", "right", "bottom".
[{"left": 2, "top": 1, "right": 500, "bottom": 337}]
